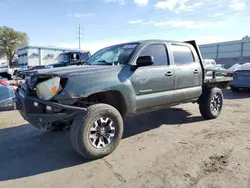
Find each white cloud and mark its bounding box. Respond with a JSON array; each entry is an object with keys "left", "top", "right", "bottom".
[
  {"left": 128, "top": 19, "right": 144, "bottom": 24},
  {"left": 66, "top": 0, "right": 86, "bottom": 2},
  {"left": 104, "top": 0, "right": 126, "bottom": 5},
  {"left": 154, "top": 0, "right": 179, "bottom": 10},
  {"left": 154, "top": 0, "right": 204, "bottom": 13},
  {"left": 128, "top": 19, "right": 213, "bottom": 29},
  {"left": 206, "top": 12, "right": 225, "bottom": 18},
  {"left": 181, "top": 2, "right": 204, "bottom": 12},
  {"left": 229, "top": 0, "right": 246, "bottom": 11},
  {"left": 67, "top": 12, "right": 95, "bottom": 17},
  {"left": 58, "top": 40, "right": 128, "bottom": 54},
  {"left": 213, "top": 13, "right": 225, "bottom": 17},
  {"left": 151, "top": 20, "right": 212, "bottom": 28},
  {"left": 133, "top": 0, "right": 148, "bottom": 6}
]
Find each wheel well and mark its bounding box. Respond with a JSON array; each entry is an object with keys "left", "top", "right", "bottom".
[{"left": 87, "top": 91, "right": 127, "bottom": 116}]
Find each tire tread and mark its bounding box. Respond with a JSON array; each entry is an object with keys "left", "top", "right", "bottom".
[
  {"left": 70, "top": 103, "right": 123, "bottom": 159},
  {"left": 199, "top": 87, "right": 223, "bottom": 119}
]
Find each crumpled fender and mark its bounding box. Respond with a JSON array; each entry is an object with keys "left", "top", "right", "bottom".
[{"left": 54, "top": 66, "right": 137, "bottom": 113}]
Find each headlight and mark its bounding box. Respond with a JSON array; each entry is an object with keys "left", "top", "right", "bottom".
[{"left": 36, "top": 77, "right": 61, "bottom": 100}]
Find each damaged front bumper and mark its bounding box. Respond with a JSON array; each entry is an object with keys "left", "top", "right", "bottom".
[{"left": 15, "top": 87, "right": 87, "bottom": 129}]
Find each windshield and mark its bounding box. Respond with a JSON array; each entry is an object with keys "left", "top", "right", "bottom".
[
  {"left": 57, "top": 53, "right": 70, "bottom": 62},
  {"left": 85, "top": 43, "right": 139, "bottom": 65}
]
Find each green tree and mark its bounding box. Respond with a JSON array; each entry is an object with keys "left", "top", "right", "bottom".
[
  {"left": 242, "top": 35, "right": 250, "bottom": 40},
  {"left": 0, "top": 26, "right": 28, "bottom": 67}
]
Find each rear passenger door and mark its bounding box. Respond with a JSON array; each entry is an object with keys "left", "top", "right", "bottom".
[
  {"left": 170, "top": 44, "right": 202, "bottom": 102},
  {"left": 131, "top": 43, "right": 175, "bottom": 111}
]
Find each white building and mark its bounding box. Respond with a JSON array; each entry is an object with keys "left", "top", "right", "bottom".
[
  {"left": 0, "top": 57, "right": 7, "bottom": 65},
  {"left": 199, "top": 39, "right": 250, "bottom": 68},
  {"left": 17, "top": 45, "right": 87, "bottom": 69}
]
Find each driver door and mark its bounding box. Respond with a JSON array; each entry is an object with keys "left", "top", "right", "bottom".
[{"left": 131, "top": 43, "right": 175, "bottom": 112}]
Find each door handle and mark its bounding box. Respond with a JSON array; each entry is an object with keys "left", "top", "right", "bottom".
[
  {"left": 165, "top": 71, "right": 173, "bottom": 77},
  {"left": 193, "top": 70, "right": 199, "bottom": 74}
]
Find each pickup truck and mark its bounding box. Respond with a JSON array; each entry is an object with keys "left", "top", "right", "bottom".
[
  {"left": 15, "top": 40, "right": 232, "bottom": 159},
  {"left": 16, "top": 51, "right": 91, "bottom": 79},
  {"left": 46, "top": 51, "right": 91, "bottom": 68}
]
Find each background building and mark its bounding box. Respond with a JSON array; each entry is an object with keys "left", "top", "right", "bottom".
[
  {"left": 199, "top": 39, "right": 250, "bottom": 68},
  {"left": 17, "top": 45, "right": 89, "bottom": 68},
  {"left": 0, "top": 57, "right": 7, "bottom": 65}
]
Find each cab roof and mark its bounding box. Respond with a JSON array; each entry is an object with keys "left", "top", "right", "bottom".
[{"left": 115, "top": 39, "right": 185, "bottom": 46}]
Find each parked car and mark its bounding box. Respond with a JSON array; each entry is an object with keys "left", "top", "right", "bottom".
[
  {"left": 227, "top": 63, "right": 243, "bottom": 73},
  {"left": 47, "top": 51, "right": 91, "bottom": 68},
  {"left": 0, "top": 62, "right": 12, "bottom": 80},
  {"left": 203, "top": 59, "right": 217, "bottom": 69},
  {"left": 230, "top": 62, "right": 250, "bottom": 92},
  {"left": 15, "top": 39, "right": 232, "bottom": 159},
  {"left": 0, "top": 78, "right": 15, "bottom": 109},
  {"left": 203, "top": 59, "right": 228, "bottom": 77}
]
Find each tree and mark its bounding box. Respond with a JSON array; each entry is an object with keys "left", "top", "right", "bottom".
[
  {"left": 242, "top": 35, "right": 250, "bottom": 40},
  {"left": 0, "top": 26, "right": 28, "bottom": 67}
]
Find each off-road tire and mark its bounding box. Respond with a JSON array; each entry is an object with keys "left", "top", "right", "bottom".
[
  {"left": 70, "top": 103, "right": 124, "bottom": 159},
  {"left": 199, "top": 87, "right": 224, "bottom": 119}
]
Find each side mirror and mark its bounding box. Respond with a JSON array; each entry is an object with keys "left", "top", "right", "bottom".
[{"left": 136, "top": 56, "right": 154, "bottom": 67}]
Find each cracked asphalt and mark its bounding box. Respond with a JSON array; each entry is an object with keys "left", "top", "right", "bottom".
[{"left": 0, "top": 89, "right": 250, "bottom": 188}]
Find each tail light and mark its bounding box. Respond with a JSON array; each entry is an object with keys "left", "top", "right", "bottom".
[{"left": 0, "top": 80, "right": 9, "bottom": 87}]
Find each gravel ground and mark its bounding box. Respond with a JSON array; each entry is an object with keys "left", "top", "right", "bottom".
[{"left": 0, "top": 89, "right": 250, "bottom": 188}]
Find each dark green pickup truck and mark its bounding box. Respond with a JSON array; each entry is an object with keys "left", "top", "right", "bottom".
[{"left": 15, "top": 40, "right": 232, "bottom": 159}]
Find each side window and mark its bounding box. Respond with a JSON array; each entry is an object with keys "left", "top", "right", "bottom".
[
  {"left": 171, "top": 45, "right": 195, "bottom": 65},
  {"left": 139, "top": 44, "right": 169, "bottom": 66}
]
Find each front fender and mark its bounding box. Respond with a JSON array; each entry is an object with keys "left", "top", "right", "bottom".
[{"left": 54, "top": 74, "right": 137, "bottom": 114}]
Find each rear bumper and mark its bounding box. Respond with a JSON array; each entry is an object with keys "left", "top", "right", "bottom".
[{"left": 15, "top": 89, "right": 86, "bottom": 129}]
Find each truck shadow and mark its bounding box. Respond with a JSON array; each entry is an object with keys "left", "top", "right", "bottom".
[
  {"left": 123, "top": 108, "right": 204, "bottom": 139},
  {"left": 0, "top": 108, "right": 204, "bottom": 181},
  {"left": 0, "top": 124, "right": 88, "bottom": 181}
]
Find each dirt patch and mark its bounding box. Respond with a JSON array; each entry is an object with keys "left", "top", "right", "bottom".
[
  {"left": 203, "top": 154, "right": 230, "bottom": 174},
  {"left": 1, "top": 90, "right": 250, "bottom": 188},
  {"left": 183, "top": 151, "right": 232, "bottom": 187},
  {"left": 203, "top": 130, "right": 237, "bottom": 140}
]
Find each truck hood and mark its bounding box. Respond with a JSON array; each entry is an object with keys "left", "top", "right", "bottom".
[{"left": 34, "top": 65, "right": 123, "bottom": 77}]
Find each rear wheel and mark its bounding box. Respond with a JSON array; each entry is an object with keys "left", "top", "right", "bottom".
[
  {"left": 199, "top": 87, "right": 224, "bottom": 119},
  {"left": 70, "top": 103, "right": 123, "bottom": 159}
]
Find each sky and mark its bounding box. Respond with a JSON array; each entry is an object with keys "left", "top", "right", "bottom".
[{"left": 0, "top": 0, "right": 250, "bottom": 53}]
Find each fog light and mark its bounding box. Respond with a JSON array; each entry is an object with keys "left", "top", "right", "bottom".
[{"left": 34, "top": 102, "right": 38, "bottom": 107}]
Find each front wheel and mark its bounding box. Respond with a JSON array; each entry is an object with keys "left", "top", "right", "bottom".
[
  {"left": 199, "top": 87, "right": 224, "bottom": 119},
  {"left": 70, "top": 103, "right": 124, "bottom": 159}
]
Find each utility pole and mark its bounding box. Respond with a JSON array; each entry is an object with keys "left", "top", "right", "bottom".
[{"left": 76, "top": 24, "right": 84, "bottom": 50}]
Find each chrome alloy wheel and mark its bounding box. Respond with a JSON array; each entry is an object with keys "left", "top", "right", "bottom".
[
  {"left": 89, "top": 117, "right": 115, "bottom": 149},
  {"left": 210, "top": 93, "right": 222, "bottom": 113}
]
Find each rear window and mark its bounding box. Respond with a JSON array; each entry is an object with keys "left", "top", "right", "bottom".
[{"left": 170, "top": 45, "right": 195, "bottom": 65}]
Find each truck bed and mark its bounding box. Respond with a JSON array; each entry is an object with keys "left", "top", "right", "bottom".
[
  {"left": 203, "top": 69, "right": 233, "bottom": 89},
  {"left": 204, "top": 76, "right": 233, "bottom": 83}
]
